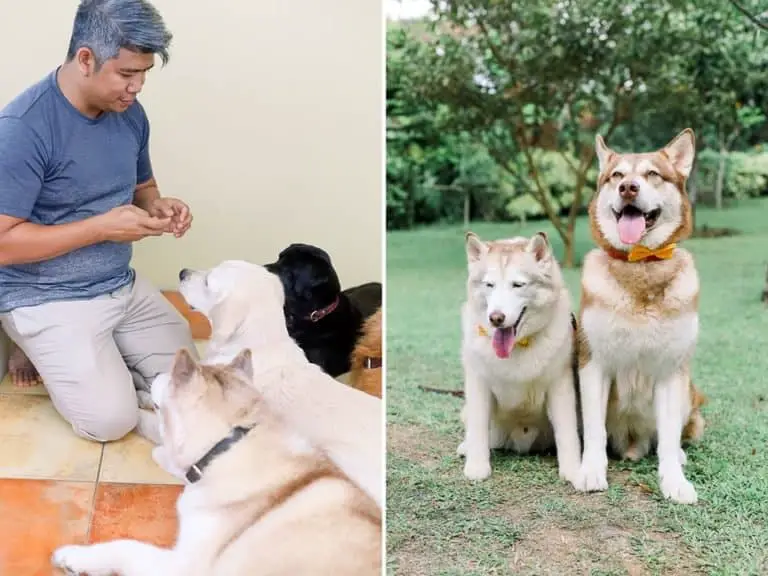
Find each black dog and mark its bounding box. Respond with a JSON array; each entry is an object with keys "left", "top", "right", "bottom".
[{"left": 265, "top": 243, "right": 382, "bottom": 377}]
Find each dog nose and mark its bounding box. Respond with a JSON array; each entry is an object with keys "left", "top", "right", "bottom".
[
  {"left": 179, "top": 268, "right": 190, "bottom": 281},
  {"left": 618, "top": 180, "right": 640, "bottom": 200},
  {"left": 489, "top": 311, "right": 505, "bottom": 327}
]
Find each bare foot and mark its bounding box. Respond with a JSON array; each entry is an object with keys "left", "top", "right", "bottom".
[{"left": 8, "top": 343, "right": 41, "bottom": 388}]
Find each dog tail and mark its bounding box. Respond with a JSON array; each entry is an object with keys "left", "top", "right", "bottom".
[
  {"left": 418, "top": 385, "right": 464, "bottom": 398},
  {"left": 682, "top": 379, "right": 707, "bottom": 442}
]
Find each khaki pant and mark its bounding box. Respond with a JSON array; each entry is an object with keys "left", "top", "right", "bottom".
[{"left": 0, "top": 274, "right": 198, "bottom": 442}]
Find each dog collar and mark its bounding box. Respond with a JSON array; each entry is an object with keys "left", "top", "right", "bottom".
[
  {"left": 185, "top": 425, "right": 254, "bottom": 483},
  {"left": 308, "top": 296, "right": 340, "bottom": 322},
  {"left": 363, "top": 356, "right": 382, "bottom": 369},
  {"left": 604, "top": 243, "right": 677, "bottom": 263},
  {"left": 476, "top": 325, "right": 530, "bottom": 348}
]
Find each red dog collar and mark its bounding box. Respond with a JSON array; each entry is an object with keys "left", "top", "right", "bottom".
[{"left": 308, "top": 296, "right": 340, "bottom": 322}]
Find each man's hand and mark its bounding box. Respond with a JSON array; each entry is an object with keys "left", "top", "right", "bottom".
[
  {"left": 145, "top": 197, "right": 193, "bottom": 238},
  {"left": 95, "top": 205, "right": 172, "bottom": 243}
]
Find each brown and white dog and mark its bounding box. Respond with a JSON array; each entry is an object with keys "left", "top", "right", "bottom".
[
  {"left": 573, "top": 128, "right": 707, "bottom": 504},
  {"left": 348, "top": 307, "right": 382, "bottom": 398},
  {"left": 52, "top": 348, "right": 382, "bottom": 575}
]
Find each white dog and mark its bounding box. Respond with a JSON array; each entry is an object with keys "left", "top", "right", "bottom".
[
  {"left": 151, "top": 260, "right": 383, "bottom": 509},
  {"left": 458, "top": 231, "right": 581, "bottom": 486},
  {"left": 52, "top": 347, "right": 382, "bottom": 575}
]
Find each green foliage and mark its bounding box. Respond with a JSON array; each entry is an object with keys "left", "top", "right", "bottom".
[
  {"left": 386, "top": 0, "right": 768, "bottom": 238},
  {"left": 696, "top": 149, "right": 768, "bottom": 202}
]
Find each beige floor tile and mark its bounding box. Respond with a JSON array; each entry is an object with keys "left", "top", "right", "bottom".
[
  {"left": 0, "top": 395, "right": 102, "bottom": 481},
  {"left": 99, "top": 431, "right": 183, "bottom": 485},
  {"left": 0, "top": 375, "right": 48, "bottom": 397}
]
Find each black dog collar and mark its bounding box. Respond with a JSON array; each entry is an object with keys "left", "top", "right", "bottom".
[{"left": 185, "top": 425, "right": 254, "bottom": 483}]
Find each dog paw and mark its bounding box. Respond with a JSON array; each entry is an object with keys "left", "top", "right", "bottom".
[
  {"left": 660, "top": 474, "right": 697, "bottom": 504},
  {"left": 52, "top": 545, "right": 96, "bottom": 575},
  {"left": 558, "top": 462, "right": 581, "bottom": 487},
  {"left": 463, "top": 458, "right": 492, "bottom": 481},
  {"left": 573, "top": 460, "right": 608, "bottom": 492},
  {"left": 456, "top": 441, "right": 467, "bottom": 457}
]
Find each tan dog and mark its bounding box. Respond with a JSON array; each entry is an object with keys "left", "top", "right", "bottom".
[
  {"left": 348, "top": 307, "right": 382, "bottom": 398},
  {"left": 52, "top": 348, "right": 382, "bottom": 576},
  {"left": 574, "top": 128, "right": 706, "bottom": 504},
  {"left": 457, "top": 232, "right": 581, "bottom": 486}
]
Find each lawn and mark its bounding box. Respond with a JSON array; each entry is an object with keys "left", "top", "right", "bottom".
[{"left": 385, "top": 198, "right": 768, "bottom": 576}]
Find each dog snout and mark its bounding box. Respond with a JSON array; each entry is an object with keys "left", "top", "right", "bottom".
[
  {"left": 618, "top": 180, "right": 640, "bottom": 201},
  {"left": 179, "top": 268, "right": 191, "bottom": 281},
  {"left": 489, "top": 311, "right": 505, "bottom": 327}
]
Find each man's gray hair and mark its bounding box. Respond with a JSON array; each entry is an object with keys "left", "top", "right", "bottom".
[{"left": 66, "top": 0, "right": 173, "bottom": 68}]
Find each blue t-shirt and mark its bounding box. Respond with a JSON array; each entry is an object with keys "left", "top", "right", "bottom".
[{"left": 0, "top": 68, "right": 153, "bottom": 313}]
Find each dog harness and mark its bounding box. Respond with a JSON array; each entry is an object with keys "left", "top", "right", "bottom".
[
  {"left": 185, "top": 425, "right": 255, "bottom": 483},
  {"left": 308, "top": 295, "right": 340, "bottom": 322}
]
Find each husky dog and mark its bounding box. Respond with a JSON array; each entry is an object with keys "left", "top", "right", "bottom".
[
  {"left": 457, "top": 231, "right": 581, "bottom": 486},
  {"left": 52, "top": 348, "right": 381, "bottom": 575},
  {"left": 574, "top": 129, "right": 707, "bottom": 504}
]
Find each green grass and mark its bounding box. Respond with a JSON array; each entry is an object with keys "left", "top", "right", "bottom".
[{"left": 385, "top": 198, "right": 768, "bottom": 576}]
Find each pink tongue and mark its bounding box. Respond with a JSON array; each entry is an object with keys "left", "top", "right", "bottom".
[
  {"left": 617, "top": 213, "right": 646, "bottom": 245},
  {"left": 492, "top": 328, "right": 515, "bottom": 358}
]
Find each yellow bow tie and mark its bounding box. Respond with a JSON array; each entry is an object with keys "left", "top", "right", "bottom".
[
  {"left": 627, "top": 243, "right": 677, "bottom": 262},
  {"left": 477, "top": 325, "right": 530, "bottom": 347}
]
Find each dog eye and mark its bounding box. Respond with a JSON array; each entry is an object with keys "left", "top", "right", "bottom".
[
  {"left": 611, "top": 171, "right": 624, "bottom": 179},
  {"left": 647, "top": 170, "right": 660, "bottom": 178},
  {"left": 512, "top": 281, "right": 526, "bottom": 288},
  {"left": 484, "top": 281, "right": 495, "bottom": 288}
]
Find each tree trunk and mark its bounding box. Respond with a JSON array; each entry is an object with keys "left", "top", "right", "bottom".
[
  {"left": 715, "top": 133, "right": 727, "bottom": 210},
  {"left": 562, "top": 232, "right": 575, "bottom": 268},
  {"left": 689, "top": 169, "right": 698, "bottom": 231},
  {"left": 463, "top": 189, "right": 470, "bottom": 229},
  {"left": 406, "top": 170, "right": 416, "bottom": 229}
]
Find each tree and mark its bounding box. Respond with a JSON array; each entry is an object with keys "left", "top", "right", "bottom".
[{"left": 397, "top": 0, "right": 766, "bottom": 265}]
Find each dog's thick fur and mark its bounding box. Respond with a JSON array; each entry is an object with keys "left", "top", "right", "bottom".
[
  {"left": 348, "top": 307, "right": 382, "bottom": 398},
  {"left": 162, "top": 260, "right": 382, "bottom": 508},
  {"left": 574, "top": 128, "right": 707, "bottom": 504},
  {"left": 457, "top": 231, "right": 581, "bottom": 486},
  {"left": 264, "top": 243, "right": 382, "bottom": 377},
  {"left": 52, "top": 348, "right": 381, "bottom": 575}
]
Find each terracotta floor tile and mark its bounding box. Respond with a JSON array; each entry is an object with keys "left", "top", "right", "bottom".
[
  {"left": 100, "top": 431, "right": 183, "bottom": 485},
  {"left": 0, "top": 479, "right": 93, "bottom": 576},
  {"left": 89, "top": 483, "right": 183, "bottom": 548},
  {"left": 0, "top": 374, "right": 49, "bottom": 396},
  {"left": 0, "top": 395, "right": 102, "bottom": 481}
]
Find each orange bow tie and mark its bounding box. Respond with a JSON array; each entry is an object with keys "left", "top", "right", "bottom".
[
  {"left": 627, "top": 243, "right": 677, "bottom": 262},
  {"left": 476, "top": 325, "right": 530, "bottom": 347}
]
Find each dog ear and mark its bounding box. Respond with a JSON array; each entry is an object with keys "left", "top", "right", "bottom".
[
  {"left": 228, "top": 348, "right": 254, "bottom": 381},
  {"left": 661, "top": 128, "right": 696, "bottom": 179},
  {"left": 527, "top": 232, "right": 551, "bottom": 263},
  {"left": 171, "top": 348, "right": 198, "bottom": 386},
  {"left": 594, "top": 134, "right": 615, "bottom": 173},
  {"left": 465, "top": 231, "right": 487, "bottom": 262}
]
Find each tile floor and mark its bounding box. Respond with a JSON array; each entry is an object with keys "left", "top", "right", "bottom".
[{"left": 0, "top": 342, "right": 206, "bottom": 576}]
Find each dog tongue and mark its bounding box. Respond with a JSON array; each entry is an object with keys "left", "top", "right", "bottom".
[
  {"left": 617, "top": 212, "right": 646, "bottom": 245},
  {"left": 492, "top": 327, "right": 515, "bottom": 358}
]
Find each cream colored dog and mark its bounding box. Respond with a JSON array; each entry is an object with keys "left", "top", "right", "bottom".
[
  {"left": 458, "top": 231, "right": 581, "bottom": 486},
  {"left": 574, "top": 129, "right": 706, "bottom": 504},
  {"left": 153, "top": 260, "right": 383, "bottom": 509},
  {"left": 52, "top": 348, "right": 382, "bottom": 575}
]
